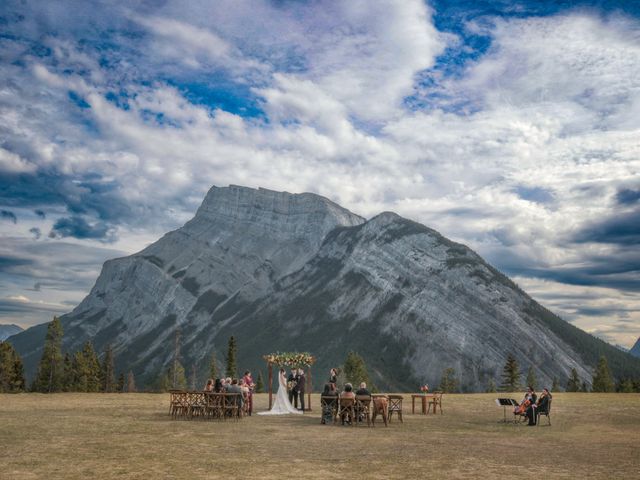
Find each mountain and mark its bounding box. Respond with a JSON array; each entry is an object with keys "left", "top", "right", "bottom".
[
  {"left": 0, "top": 324, "right": 23, "bottom": 341},
  {"left": 630, "top": 338, "right": 640, "bottom": 359},
  {"left": 9, "top": 185, "right": 640, "bottom": 391}
]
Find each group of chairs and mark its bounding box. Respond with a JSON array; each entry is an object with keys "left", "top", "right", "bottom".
[
  {"left": 169, "top": 390, "right": 246, "bottom": 420},
  {"left": 320, "top": 394, "right": 404, "bottom": 427}
]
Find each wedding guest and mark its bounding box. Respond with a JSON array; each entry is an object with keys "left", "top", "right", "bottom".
[
  {"left": 341, "top": 383, "right": 355, "bottom": 399},
  {"left": 321, "top": 383, "right": 338, "bottom": 425},
  {"left": 355, "top": 382, "right": 370, "bottom": 396},
  {"left": 226, "top": 378, "right": 245, "bottom": 410},
  {"left": 214, "top": 378, "right": 223, "bottom": 393},
  {"left": 242, "top": 370, "right": 255, "bottom": 415},
  {"left": 329, "top": 368, "right": 338, "bottom": 386},
  {"left": 204, "top": 379, "right": 214, "bottom": 392},
  {"left": 340, "top": 383, "right": 355, "bottom": 425}
]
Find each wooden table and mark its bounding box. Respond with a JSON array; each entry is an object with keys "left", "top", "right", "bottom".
[{"left": 412, "top": 394, "right": 435, "bottom": 414}]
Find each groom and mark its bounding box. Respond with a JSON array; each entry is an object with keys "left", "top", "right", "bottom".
[{"left": 294, "top": 368, "right": 305, "bottom": 412}]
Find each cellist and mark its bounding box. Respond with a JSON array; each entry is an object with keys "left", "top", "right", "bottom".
[{"left": 514, "top": 386, "right": 537, "bottom": 423}]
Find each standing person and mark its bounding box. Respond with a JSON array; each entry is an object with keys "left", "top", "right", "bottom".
[
  {"left": 242, "top": 370, "right": 255, "bottom": 415},
  {"left": 295, "top": 368, "right": 306, "bottom": 412},
  {"left": 203, "top": 379, "right": 214, "bottom": 392},
  {"left": 257, "top": 368, "right": 302, "bottom": 415},
  {"left": 329, "top": 368, "right": 338, "bottom": 387},
  {"left": 288, "top": 369, "right": 298, "bottom": 409}
]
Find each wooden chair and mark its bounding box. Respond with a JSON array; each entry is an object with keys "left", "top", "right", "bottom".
[
  {"left": 189, "top": 391, "right": 206, "bottom": 419},
  {"left": 223, "top": 393, "right": 241, "bottom": 420},
  {"left": 371, "top": 394, "right": 388, "bottom": 427},
  {"left": 387, "top": 394, "right": 404, "bottom": 423},
  {"left": 428, "top": 391, "right": 443, "bottom": 415},
  {"left": 204, "top": 392, "right": 223, "bottom": 420},
  {"left": 355, "top": 395, "right": 372, "bottom": 427},
  {"left": 320, "top": 395, "right": 338, "bottom": 424},
  {"left": 536, "top": 397, "right": 552, "bottom": 426},
  {"left": 170, "top": 390, "right": 189, "bottom": 419},
  {"left": 336, "top": 395, "right": 355, "bottom": 426}
]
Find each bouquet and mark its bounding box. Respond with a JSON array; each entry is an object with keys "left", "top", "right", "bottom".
[{"left": 420, "top": 384, "right": 429, "bottom": 393}]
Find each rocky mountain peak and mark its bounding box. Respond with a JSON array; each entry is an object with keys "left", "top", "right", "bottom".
[{"left": 193, "top": 185, "right": 365, "bottom": 232}]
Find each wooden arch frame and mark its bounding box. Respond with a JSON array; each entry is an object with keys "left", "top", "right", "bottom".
[{"left": 263, "top": 353, "right": 316, "bottom": 411}]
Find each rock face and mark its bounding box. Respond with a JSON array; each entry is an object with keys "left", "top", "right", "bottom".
[
  {"left": 630, "top": 338, "right": 640, "bottom": 359},
  {"left": 9, "top": 185, "right": 640, "bottom": 391},
  {"left": 0, "top": 324, "right": 23, "bottom": 341}
]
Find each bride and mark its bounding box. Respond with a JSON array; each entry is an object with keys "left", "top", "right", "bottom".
[{"left": 258, "top": 367, "right": 303, "bottom": 415}]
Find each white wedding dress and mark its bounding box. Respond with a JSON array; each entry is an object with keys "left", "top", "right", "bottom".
[{"left": 258, "top": 372, "right": 303, "bottom": 415}]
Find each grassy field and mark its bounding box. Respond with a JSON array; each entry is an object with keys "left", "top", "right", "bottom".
[{"left": 1, "top": 392, "right": 639, "bottom": 479}]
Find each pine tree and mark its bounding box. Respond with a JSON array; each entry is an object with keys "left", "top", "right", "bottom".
[
  {"left": 208, "top": 352, "right": 218, "bottom": 380},
  {"left": 486, "top": 378, "right": 497, "bottom": 393},
  {"left": 62, "top": 353, "right": 74, "bottom": 392},
  {"left": 525, "top": 366, "right": 537, "bottom": 390},
  {"left": 190, "top": 364, "right": 197, "bottom": 390},
  {"left": 127, "top": 371, "right": 136, "bottom": 392},
  {"left": 566, "top": 368, "right": 581, "bottom": 392},
  {"left": 72, "top": 350, "right": 86, "bottom": 391},
  {"left": 33, "top": 317, "right": 64, "bottom": 393},
  {"left": 169, "top": 362, "right": 187, "bottom": 390},
  {"left": 0, "top": 341, "right": 25, "bottom": 393},
  {"left": 591, "top": 355, "right": 614, "bottom": 392},
  {"left": 72, "top": 342, "right": 101, "bottom": 392},
  {"left": 581, "top": 381, "right": 589, "bottom": 392},
  {"left": 225, "top": 336, "right": 237, "bottom": 378},
  {"left": 101, "top": 344, "right": 116, "bottom": 393},
  {"left": 438, "top": 367, "right": 459, "bottom": 393},
  {"left": 499, "top": 354, "right": 520, "bottom": 392},
  {"left": 255, "top": 371, "right": 265, "bottom": 393},
  {"left": 117, "top": 373, "right": 125, "bottom": 393},
  {"left": 619, "top": 379, "right": 634, "bottom": 393},
  {"left": 172, "top": 328, "right": 182, "bottom": 388},
  {"left": 551, "top": 377, "right": 560, "bottom": 392},
  {"left": 343, "top": 351, "right": 371, "bottom": 388}
]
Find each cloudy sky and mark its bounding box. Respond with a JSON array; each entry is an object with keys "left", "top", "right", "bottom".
[{"left": 1, "top": 0, "right": 639, "bottom": 347}]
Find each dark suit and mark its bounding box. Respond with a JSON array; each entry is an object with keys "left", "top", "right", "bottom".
[
  {"left": 288, "top": 373, "right": 298, "bottom": 408},
  {"left": 355, "top": 388, "right": 370, "bottom": 396},
  {"left": 294, "top": 373, "right": 305, "bottom": 411}
]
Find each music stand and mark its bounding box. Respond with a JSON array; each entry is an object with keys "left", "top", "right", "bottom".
[{"left": 495, "top": 398, "right": 519, "bottom": 423}]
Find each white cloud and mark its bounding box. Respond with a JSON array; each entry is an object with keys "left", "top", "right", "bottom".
[{"left": 1, "top": 4, "right": 639, "bottom": 345}]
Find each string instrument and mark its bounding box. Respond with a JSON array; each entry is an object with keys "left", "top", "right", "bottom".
[{"left": 514, "top": 395, "right": 532, "bottom": 415}]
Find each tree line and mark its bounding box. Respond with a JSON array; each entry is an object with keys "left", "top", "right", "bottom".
[{"left": 2, "top": 317, "right": 639, "bottom": 393}]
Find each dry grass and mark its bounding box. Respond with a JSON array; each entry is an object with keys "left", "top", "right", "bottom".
[{"left": 1, "top": 392, "right": 639, "bottom": 479}]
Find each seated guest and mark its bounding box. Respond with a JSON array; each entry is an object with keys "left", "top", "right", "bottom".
[
  {"left": 225, "top": 378, "right": 245, "bottom": 409},
  {"left": 321, "top": 383, "right": 338, "bottom": 425},
  {"left": 214, "top": 378, "right": 223, "bottom": 393},
  {"left": 355, "top": 382, "right": 370, "bottom": 396},
  {"left": 341, "top": 383, "right": 355, "bottom": 399},
  {"left": 204, "top": 379, "right": 214, "bottom": 392},
  {"left": 340, "top": 383, "right": 355, "bottom": 425}
]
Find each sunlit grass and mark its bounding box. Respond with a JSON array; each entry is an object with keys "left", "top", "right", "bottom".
[{"left": 1, "top": 393, "right": 638, "bottom": 479}]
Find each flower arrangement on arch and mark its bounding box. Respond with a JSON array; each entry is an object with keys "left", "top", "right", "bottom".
[
  {"left": 420, "top": 384, "right": 429, "bottom": 393},
  {"left": 263, "top": 352, "right": 316, "bottom": 367}
]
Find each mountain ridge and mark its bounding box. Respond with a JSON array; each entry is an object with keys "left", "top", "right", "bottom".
[{"left": 8, "top": 185, "right": 640, "bottom": 390}]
